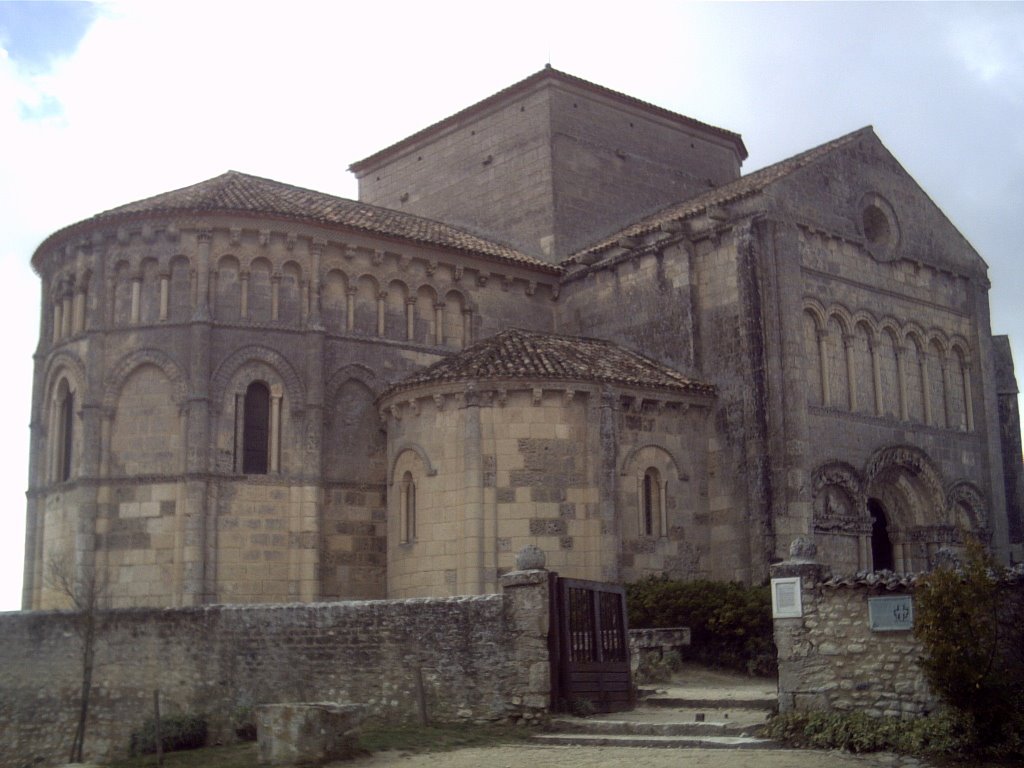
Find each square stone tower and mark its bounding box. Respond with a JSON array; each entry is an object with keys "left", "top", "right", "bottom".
[{"left": 350, "top": 66, "right": 747, "bottom": 261}]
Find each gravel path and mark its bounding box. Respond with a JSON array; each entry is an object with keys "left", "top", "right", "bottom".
[{"left": 342, "top": 745, "right": 932, "bottom": 768}]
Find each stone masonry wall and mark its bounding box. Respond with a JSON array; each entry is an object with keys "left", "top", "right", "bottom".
[
  {"left": 0, "top": 570, "right": 552, "bottom": 768},
  {"left": 772, "top": 560, "right": 936, "bottom": 718}
]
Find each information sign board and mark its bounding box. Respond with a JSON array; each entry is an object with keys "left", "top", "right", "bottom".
[{"left": 868, "top": 595, "right": 913, "bottom": 631}]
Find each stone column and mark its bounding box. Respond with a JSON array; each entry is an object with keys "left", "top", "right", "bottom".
[
  {"left": 73, "top": 279, "right": 88, "bottom": 334},
  {"left": 271, "top": 272, "right": 281, "bottom": 321},
  {"left": 843, "top": 334, "right": 856, "bottom": 411},
  {"left": 940, "top": 360, "right": 952, "bottom": 428},
  {"left": 346, "top": 287, "right": 356, "bottom": 332},
  {"left": 158, "top": 272, "right": 169, "bottom": 321},
  {"left": 895, "top": 345, "right": 909, "bottom": 421},
  {"left": 460, "top": 384, "right": 485, "bottom": 594},
  {"left": 52, "top": 298, "right": 62, "bottom": 343},
  {"left": 816, "top": 329, "right": 831, "bottom": 407},
  {"left": 269, "top": 388, "right": 282, "bottom": 473},
  {"left": 240, "top": 270, "right": 250, "bottom": 320},
  {"left": 963, "top": 365, "right": 975, "bottom": 431},
  {"left": 921, "top": 355, "right": 932, "bottom": 426},
  {"left": 61, "top": 280, "right": 73, "bottom": 338},
  {"left": 405, "top": 297, "right": 416, "bottom": 341},
  {"left": 871, "top": 343, "right": 883, "bottom": 416},
  {"left": 376, "top": 291, "right": 387, "bottom": 336},
  {"left": 434, "top": 303, "right": 445, "bottom": 346},
  {"left": 462, "top": 307, "right": 472, "bottom": 347},
  {"left": 130, "top": 273, "right": 142, "bottom": 324}
]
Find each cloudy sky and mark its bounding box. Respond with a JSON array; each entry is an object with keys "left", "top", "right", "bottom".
[{"left": 0, "top": 1, "right": 1022, "bottom": 610}]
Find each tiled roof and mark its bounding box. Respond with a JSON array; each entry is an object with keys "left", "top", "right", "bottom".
[
  {"left": 570, "top": 126, "right": 874, "bottom": 261},
  {"left": 820, "top": 563, "right": 1024, "bottom": 590},
  {"left": 350, "top": 66, "right": 747, "bottom": 173},
  {"left": 382, "top": 328, "right": 716, "bottom": 398},
  {"left": 36, "top": 171, "right": 559, "bottom": 272}
]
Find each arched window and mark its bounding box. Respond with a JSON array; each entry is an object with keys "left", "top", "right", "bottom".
[
  {"left": 242, "top": 382, "right": 270, "bottom": 474},
  {"left": 641, "top": 467, "right": 663, "bottom": 537},
  {"left": 56, "top": 383, "right": 74, "bottom": 482},
  {"left": 401, "top": 471, "right": 416, "bottom": 543}
]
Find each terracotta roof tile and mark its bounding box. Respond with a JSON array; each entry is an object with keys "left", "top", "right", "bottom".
[
  {"left": 37, "top": 171, "right": 559, "bottom": 273},
  {"left": 382, "top": 328, "right": 715, "bottom": 399},
  {"left": 570, "top": 127, "right": 873, "bottom": 261}
]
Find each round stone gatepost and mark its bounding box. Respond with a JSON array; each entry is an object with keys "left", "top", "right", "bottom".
[{"left": 770, "top": 537, "right": 830, "bottom": 713}]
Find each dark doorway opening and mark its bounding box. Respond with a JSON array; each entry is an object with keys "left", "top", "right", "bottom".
[{"left": 868, "top": 498, "right": 894, "bottom": 571}]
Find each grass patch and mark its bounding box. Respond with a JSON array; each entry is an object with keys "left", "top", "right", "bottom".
[
  {"left": 108, "top": 721, "right": 533, "bottom": 767},
  {"left": 110, "top": 743, "right": 256, "bottom": 768}
]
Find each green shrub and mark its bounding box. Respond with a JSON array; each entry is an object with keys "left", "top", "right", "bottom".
[
  {"left": 914, "top": 539, "right": 1024, "bottom": 754},
  {"left": 764, "top": 709, "right": 978, "bottom": 756},
  {"left": 129, "top": 713, "right": 208, "bottom": 755},
  {"left": 626, "top": 576, "right": 776, "bottom": 675}
]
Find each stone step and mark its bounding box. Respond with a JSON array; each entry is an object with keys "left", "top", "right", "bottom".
[
  {"left": 533, "top": 733, "right": 780, "bottom": 749},
  {"left": 642, "top": 695, "right": 776, "bottom": 711},
  {"left": 548, "top": 716, "right": 755, "bottom": 737}
]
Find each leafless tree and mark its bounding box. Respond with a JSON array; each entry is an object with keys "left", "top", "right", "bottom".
[{"left": 46, "top": 555, "right": 107, "bottom": 764}]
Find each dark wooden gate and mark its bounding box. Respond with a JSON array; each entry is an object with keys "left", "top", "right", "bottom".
[{"left": 550, "top": 577, "right": 633, "bottom": 713}]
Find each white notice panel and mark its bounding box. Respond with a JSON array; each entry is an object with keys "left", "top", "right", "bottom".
[{"left": 771, "top": 577, "right": 803, "bottom": 619}]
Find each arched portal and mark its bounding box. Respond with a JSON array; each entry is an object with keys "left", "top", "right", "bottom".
[
  {"left": 868, "top": 498, "right": 894, "bottom": 571},
  {"left": 864, "top": 445, "right": 948, "bottom": 572}
]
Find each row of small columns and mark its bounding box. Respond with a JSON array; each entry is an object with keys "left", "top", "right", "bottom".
[
  {"left": 102, "top": 269, "right": 473, "bottom": 345},
  {"left": 51, "top": 277, "right": 88, "bottom": 343},
  {"left": 815, "top": 330, "right": 974, "bottom": 430}
]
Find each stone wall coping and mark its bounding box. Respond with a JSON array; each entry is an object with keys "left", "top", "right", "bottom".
[
  {"left": 257, "top": 702, "right": 363, "bottom": 715},
  {"left": 3, "top": 594, "right": 506, "bottom": 622},
  {"left": 499, "top": 569, "right": 550, "bottom": 588}
]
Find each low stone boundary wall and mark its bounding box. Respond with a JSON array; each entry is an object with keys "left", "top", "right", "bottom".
[
  {"left": 0, "top": 570, "right": 551, "bottom": 767},
  {"left": 771, "top": 552, "right": 935, "bottom": 718},
  {"left": 628, "top": 627, "right": 691, "bottom": 681}
]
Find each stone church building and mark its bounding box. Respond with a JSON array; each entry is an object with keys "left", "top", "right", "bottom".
[{"left": 22, "top": 67, "right": 1023, "bottom": 609}]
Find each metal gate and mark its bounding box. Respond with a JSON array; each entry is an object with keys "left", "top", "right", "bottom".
[{"left": 550, "top": 577, "right": 633, "bottom": 713}]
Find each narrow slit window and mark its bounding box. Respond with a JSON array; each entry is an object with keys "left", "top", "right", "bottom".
[
  {"left": 401, "top": 471, "right": 416, "bottom": 543},
  {"left": 242, "top": 382, "right": 270, "bottom": 474}
]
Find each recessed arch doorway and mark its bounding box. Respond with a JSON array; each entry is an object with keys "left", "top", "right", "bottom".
[{"left": 868, "top": 498, "right": 894, "bottom": 571}]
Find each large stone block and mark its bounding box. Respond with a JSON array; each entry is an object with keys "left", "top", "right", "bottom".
[{"left": 256, "top": 703, "right": 363, "bottom": 766}]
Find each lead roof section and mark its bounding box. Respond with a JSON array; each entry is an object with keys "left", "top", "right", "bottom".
[
  {"left": 33, "top": 170, "right": 560, "bottom": 274},
  {"left": 381, "top": 327, "right": 717, "bottom": 400}
]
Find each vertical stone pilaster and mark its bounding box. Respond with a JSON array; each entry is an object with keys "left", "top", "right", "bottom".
[
  {"left": 460, "top": 384, "right": 485, "bottom": 594},
  {"left": 183, "top": 229, "right": 214, "bottom": 604}
]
